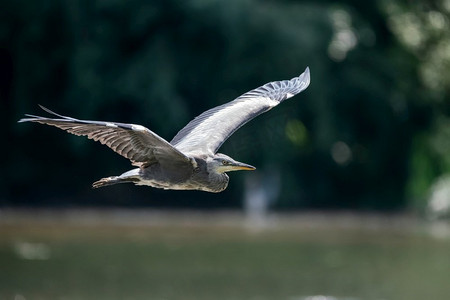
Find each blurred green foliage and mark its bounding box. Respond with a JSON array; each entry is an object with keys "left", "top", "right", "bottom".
[{"left": 1, "top": 0, "right": 448, "bottom": 210}]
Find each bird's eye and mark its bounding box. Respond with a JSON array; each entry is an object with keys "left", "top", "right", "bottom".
[{"left": 222, "top": 160, "right": 229, "bottom": 165}]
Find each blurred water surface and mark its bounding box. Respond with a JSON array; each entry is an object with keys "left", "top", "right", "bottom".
[{"left": 1, "top": 209, "right": 449, "bottom": 300}]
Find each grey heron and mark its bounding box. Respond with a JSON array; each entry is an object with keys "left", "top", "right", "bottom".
[{"left": 19, "top": 67, "right": 310, "bottom": 192}]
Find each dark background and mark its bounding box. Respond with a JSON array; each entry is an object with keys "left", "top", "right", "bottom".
[{"left": 2, "top": 0, "right": 449, "bottom": 211}]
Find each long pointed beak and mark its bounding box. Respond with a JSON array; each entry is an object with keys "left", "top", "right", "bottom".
[{"left": 231, "top": 162, "right": 256, "bottom": 171}]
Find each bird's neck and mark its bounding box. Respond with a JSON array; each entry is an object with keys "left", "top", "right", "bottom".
[{"left": 209, "top": 172, "right": 229, "bottom": 192}]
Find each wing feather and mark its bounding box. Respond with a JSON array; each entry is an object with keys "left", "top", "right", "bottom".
[
  {"left": 171, "top": 67, "right": 310, "bottom": 155},
  {"left": 19, "top": 106, "right": 191, "bottom": 168}
]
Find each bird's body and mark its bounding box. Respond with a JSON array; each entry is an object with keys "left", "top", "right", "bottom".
[
  {"left": 19, "top": 67, "right": 310, "bottom": 192},
  {"left": 93, "top": 155, "right": 231, "bottom": 192}
]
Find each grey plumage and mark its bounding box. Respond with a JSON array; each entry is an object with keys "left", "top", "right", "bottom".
[{"left": 18, "top": 67, "right": 310, "bottom": 192}]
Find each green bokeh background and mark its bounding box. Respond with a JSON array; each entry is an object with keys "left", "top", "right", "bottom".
[{"left": 2, "top": 0, "right": 450, "bottom": 210}]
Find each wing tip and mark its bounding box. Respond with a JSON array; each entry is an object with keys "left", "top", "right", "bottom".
[
  {"left": 17, "top": 114, "right": 45, "bottom": 123},
  {"left": 18, "top": 105, "right": 76, "bottom": 124},
  {"left": 299, "top": 66, "right": 311, "bottom": 88},
  {"left": 305, "top": 66, "right": 310, "bottom": 78},
  {"left": 17, "top": 118, "right": 29, "bottom": 123}
]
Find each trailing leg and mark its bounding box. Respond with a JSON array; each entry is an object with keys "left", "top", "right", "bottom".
[{"left": 92, "top": 169, "right": 140, "bottom": 189}]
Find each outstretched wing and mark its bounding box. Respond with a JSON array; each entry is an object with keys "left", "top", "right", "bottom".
[
  {"left": 19, "top": 106, "right": 192, "bottom": 168},
  {"left": 170, "top": 67, "right": 310, "bottom": 155}
]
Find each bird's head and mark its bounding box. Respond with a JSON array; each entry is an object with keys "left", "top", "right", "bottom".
[{"left": 209, "top": 153, "right": 256, "bottom": 174}]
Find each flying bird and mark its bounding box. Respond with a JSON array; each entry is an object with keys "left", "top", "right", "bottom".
[{"left": 19, "top": 67, "right": 310, "bottom": 192}]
